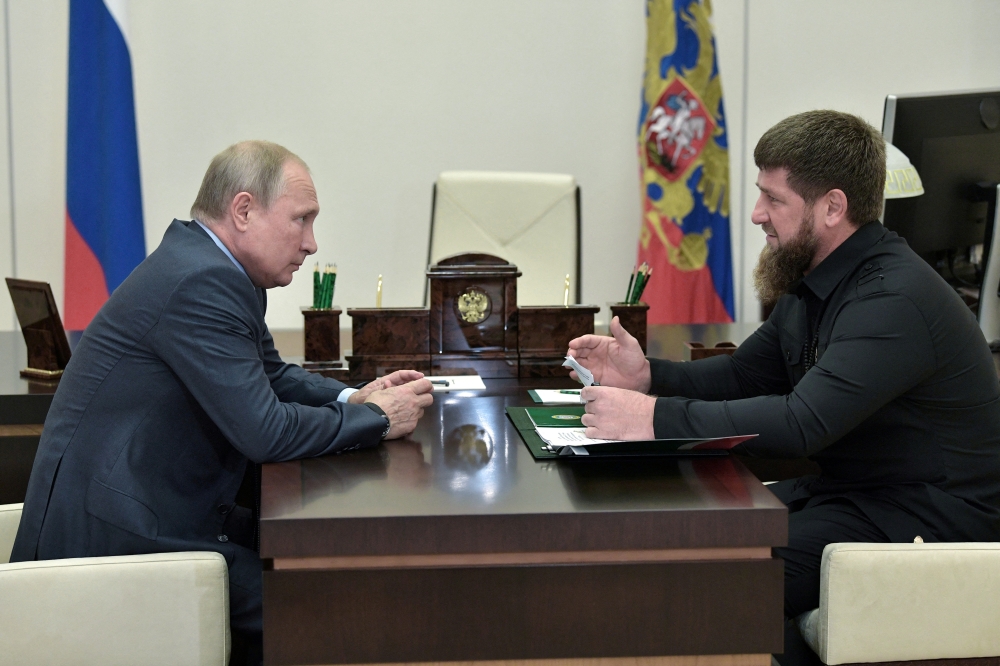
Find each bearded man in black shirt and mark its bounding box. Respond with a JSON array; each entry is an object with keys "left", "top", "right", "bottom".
[{"left": 568, "top": 110, "right": 1000, "bottom": 666}]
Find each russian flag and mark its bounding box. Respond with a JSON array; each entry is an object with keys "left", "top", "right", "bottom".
[{"left": 64, "top": 0, "right": 145, "bottom": 330}]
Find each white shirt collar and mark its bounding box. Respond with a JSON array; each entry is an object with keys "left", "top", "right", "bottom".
[{"left": 194, "top": 220, "right": 247, "bottom": 277}]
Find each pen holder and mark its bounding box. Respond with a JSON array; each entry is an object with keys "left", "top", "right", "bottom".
[
  {"left": 301, "top": 307, "right": 342, "bottom": 364},
  {"left": 608, "top": 302, "right": 649, "bottom": 353}
]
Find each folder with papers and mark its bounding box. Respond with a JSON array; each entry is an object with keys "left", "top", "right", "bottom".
[{"left": 507, "top": 406, "right": 755, "bottom": 460}]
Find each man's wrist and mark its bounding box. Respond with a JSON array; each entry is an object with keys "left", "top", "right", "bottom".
[
  {"left": 637, "top": 359, "right": 653, "bottom": 393},
  {"left": 363, "top": 402, "right": 391, "bottom": 439},
  {"left": 648, "top": 394, "right": 662, "bottom": 439}
]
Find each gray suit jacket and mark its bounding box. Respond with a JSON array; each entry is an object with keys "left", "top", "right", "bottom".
[{"left": 11, "top": 220, "right": 384, "bottom": 595}]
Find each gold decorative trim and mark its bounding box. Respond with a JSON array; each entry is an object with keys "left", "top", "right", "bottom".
[{"left": 20, "top": 367, "right": 63, "bottom": 379}]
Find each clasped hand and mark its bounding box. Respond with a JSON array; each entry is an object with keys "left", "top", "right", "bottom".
[
  {"left": 349, "top": 370, "right": 434, "bottom": 439},
  {"left": 568, "top": 317, "right": 656, "bottom": 440}
]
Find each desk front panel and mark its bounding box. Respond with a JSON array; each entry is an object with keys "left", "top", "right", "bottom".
[{"left": 263, "top": 558, "right": 782, "bottom": 665}]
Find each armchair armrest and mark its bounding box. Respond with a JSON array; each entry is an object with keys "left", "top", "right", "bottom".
[
  {"left": 798, "top": 542, "right": 1000, "bottom": 665},
  {"left": 0, "top": 502, "right": 21, "bottom": 563},
  {"left": 0, "top": 551, "right": 230, "bottom": 666}
]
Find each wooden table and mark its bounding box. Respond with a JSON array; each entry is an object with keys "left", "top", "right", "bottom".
[{"left": 260, "top": 376, "right": 787, "bottom": 666}]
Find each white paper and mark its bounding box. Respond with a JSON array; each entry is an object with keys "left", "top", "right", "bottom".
[
  {"left": 532, "top": 389, "right": 584, "bottom": 404},
  {"left": 534, "top": 427, "right": 618, "bottom": 448},
  {"left": 561, "top": 355, "right": 596, "bottom": 386},
  {"left": 426, "top": 375, "right": 487, "bottom": 392}
]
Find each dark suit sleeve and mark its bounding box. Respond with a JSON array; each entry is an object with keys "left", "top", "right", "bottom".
[
  {"left": 652, "top": 292, "right": 935, "bottom": 458},
  {"left": 151, "top": 267, "right": 385, "bottom": 463},
  {"left": 649, "top": 316, "right": 791, "bottom": 401},
  {"left": 259, "top": 325, "right": 352, "bottom": 406}
]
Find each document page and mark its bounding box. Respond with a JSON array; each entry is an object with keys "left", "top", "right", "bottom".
[
  {"left": 426, "top": 375, "right": 487, "bottom": 391},
  {"left": 534, "top": 427, "right": 618, "bottom": 447},
  {"left": 531, "top": 389, "right": 584, "bottom": 404}
]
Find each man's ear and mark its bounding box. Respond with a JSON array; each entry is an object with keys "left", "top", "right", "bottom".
[
  {"left": 230, "top": 192, "right": 253, "bottom": 232},
  {"left": 822, "top": 189, "right": 849, "bottom": 229}
]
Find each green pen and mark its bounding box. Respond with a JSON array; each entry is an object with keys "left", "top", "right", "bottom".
[{"left": 328, "top": 264, "right": 337, "bottom": 308}]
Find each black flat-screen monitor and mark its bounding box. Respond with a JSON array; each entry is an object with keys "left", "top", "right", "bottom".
[{"left": 882, "top": 89, "right": 1000, "bottom": 259}]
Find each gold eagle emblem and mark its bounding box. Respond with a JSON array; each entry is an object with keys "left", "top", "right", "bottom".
[{"left": 457, "top": 289, "right": 491, "bottom": 324}]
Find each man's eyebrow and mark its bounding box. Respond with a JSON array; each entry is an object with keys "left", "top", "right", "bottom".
[{"left": 756, "top": 184, "right": 779, "bottom": 198}]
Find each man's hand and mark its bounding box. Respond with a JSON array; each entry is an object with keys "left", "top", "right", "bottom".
[
  {"left": 567, "top": 316, "right": 651, "bottom": 392},
  {"left": 580, "top": 386, "right": 656, "bottom": 440},
  {"left": 365, "top": 378, "right": 434, "bottom": 439},
  {"left": 348, "top": 370, "right": 425, "bottom": 404}
]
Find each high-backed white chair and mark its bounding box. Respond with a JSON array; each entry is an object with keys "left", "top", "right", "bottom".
[
  {"left": 797, "top": 541, "right": 1000, "bottom": 665},
  {"left": 427, "top": 171, "right": 581, "bottom": 306},
  {"left": 0, "top": 502, "right": 230, "bottom": 666}
]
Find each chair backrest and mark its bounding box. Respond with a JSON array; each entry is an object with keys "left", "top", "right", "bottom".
[
  {"left": 0, "top": 503, "right": 23, "bottom": 564},
  {"left": 427, "top": 171, "right": 580, "bottom": 306}
]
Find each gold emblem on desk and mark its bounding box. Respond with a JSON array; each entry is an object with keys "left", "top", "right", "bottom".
[{"left": 456, "top": 288, "right": 491, "bottom": 324}]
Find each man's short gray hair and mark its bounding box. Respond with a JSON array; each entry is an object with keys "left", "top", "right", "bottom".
[{"left": 190, "top": 140, "right": 308, "bottom": 222}]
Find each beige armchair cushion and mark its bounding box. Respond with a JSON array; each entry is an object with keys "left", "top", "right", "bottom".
[
  {"left": 798, "top": 542, "right": 1000, "bottom": 665},
  {"left": 0, "top": 502, "right": 21, "bottom": 563},
  {"left": 431, "top": 171, "right": 578, "bottom": 305},
  {"left": 0, "top": 504, "right": 230, "bottom": 666}
]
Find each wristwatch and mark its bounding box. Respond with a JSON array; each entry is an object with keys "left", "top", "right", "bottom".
[{"left": 364, "top": 402, "right": 391, "bottom": 439}]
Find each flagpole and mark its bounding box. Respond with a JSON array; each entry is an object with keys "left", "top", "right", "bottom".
[{"left": 3, "top": 0, "right": 15, "bottom": 296}]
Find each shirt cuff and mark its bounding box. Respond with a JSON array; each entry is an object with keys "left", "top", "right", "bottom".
[{"left": 338, "top": 388, "right": 359, "bottom": 403}]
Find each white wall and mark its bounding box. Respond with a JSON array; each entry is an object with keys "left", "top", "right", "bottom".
[{"left": 0, "top": 0, "right": 997, "bottom": 331}]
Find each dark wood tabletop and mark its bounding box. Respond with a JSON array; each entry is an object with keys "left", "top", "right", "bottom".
[{"left": 261, "top": 378, "right": 787, "bottom": 561}]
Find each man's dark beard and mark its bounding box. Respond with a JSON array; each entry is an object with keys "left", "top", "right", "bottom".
[{"left": 753, "top": 216, "right": 819, "bottom": 308}]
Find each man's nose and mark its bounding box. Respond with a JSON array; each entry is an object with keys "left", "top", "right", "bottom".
[
  {"left": 750, "top": 196, "right": 768, "bottom": 226},
  {"left": 302, "top": 224, "right": 318, "bottom": 255}
]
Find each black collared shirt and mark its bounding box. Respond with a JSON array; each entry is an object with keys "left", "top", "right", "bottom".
[{"left": 650, "top": 222, "right": 1000, "bottom": 541}]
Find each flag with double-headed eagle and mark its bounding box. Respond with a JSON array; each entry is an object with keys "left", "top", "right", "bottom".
[{"left": 636, "top": 0, "right": 733, "bottom": 324}]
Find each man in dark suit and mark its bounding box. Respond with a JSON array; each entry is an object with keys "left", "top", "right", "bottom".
[
  {"left": 11, "top": 141, "right": 434, "bottom": 663},
  {"left": 568, "top": 111, "right": 1000, "bottom": 666}
]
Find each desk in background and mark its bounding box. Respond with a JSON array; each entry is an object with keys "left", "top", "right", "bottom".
[
  {"left": 0, "top": 330, "right": 80, "bottom": 504},
  {"left": 0, "top": 330, "right": 69, "bottom": 424},
  {"left": 261, "top": 377, "right": 786, "bottom": 665}
]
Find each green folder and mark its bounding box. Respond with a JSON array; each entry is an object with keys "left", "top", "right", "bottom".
[
  {"left": 525, "top": 406, "right": 585, "bottom": 427},
  {"left": 506, "top": 406, "right": 754, "bottom": 461},
  {"left": 506, "top": 406, "right": 560, "bottom": 459}
]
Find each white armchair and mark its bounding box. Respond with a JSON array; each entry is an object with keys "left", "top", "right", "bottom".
[
  {"left": 0, "top": 502, "right": 230, "bottom": 666},
  {"left": 427, "top": 171, "right": 580, "bottom": 306},
  {"left": 797, "top": 541, "right": 1000, "bottom": 664}
]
